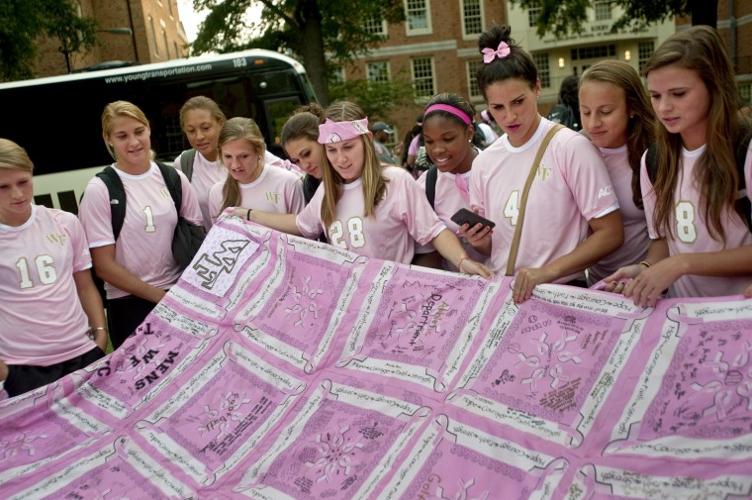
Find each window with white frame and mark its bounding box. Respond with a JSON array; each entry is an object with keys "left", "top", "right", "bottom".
[
  {"left": 405, "top": 0, "right": 431, "bottom": 34},
  {"left": 594, "top": 0, "right": 611, "bottom": 21},
  {"left": 412, "top": 57, "right": 435, "bottom": 98},
  {"left": 162, "top": 29, "right": 169, "bottom": 58},
  {"left": 533, "top": 52, "right": 550, "bottom": 88},
  {"left": 330, "top": 66, "right": 345, "bottom": 84},
  {"left": 739, "top": 82, "right": 751, "bottom": 105},
  {"left": 638, "top": 41, "right": 654, "bottom": 72},
  {"left": 466, "top": 60, "right": 482, "bottom": 98},
  {"left": 364, "top": 14, "right": 387, "bottom": 35},
  {"left": 367, "top": 61, "right": 390, "bottom": 83},
  {"left": 462, "top": 0, "right": 483, "bottom": 37},
  {"left": 149, "top": 16, "right": 158, "bottom": 56},
  {"left": 528, "top": 4, "right": 541, "bottom": 27}
]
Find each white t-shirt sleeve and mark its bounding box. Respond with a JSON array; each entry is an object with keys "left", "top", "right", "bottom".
[
  {"left": 78, "top": 177, "right": 116, "bottom": 248},
  {"left": 559, "top": 134, "right": 620, "bottom": 220},
  {"left": 286, "top": 177, "right": 306, "bottom": 215},
  {"left": 207, "top": 181, "right": 224, "bottom": 224},
  {"left": 391, "top": 170, "right": 446, "bottom": 246},
  {"left": 469, "top": 165, "right": 486, "bottom": 218},
  {"left": 295, "top": 185, "right": 325, "bottom": 238},
  {"left": 63, "top": 212, "right": 93, "bottom": 272},
  {"left": 177, "top": 169, "right": 203, "bottom": 225}
]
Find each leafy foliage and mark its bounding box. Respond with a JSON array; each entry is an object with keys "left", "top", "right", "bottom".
[
  {"left": 191, "top": 0, "right": 405, "bottom": 104},
  {"left": 0, "top": 0, "right": 97, "bottom": 81},
  {"left": 513, "top": 0, "right": 717, "bottom": 38},
  {"left": 329, "top": 74, "right": 415, "bottom": 120}
]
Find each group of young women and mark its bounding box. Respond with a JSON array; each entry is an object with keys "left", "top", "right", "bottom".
[{"left": 2, "top": 24, "right": 751, "bottom": 398}]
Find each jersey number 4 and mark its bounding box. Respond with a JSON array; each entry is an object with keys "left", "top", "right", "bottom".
[
  {"left": 329, "top": 217, "right": 366, "bottom": 249},
  {"left": 16, "top": 256, "right": 57, "bottom": 289}
]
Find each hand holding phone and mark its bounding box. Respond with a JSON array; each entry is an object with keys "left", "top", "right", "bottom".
[{"left": 450, "top": 208, "right": 496, "bottom": 230}]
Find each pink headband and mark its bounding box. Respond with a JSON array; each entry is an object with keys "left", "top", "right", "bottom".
[
  {"left": 317, "top": 118, "right": 369, "bottom": 144},
  {"left": 424, "top": 104, "right": 472, "bottom": 126},
  {"left": 482, "top": 41, "right": 511, "bottom": 64}
]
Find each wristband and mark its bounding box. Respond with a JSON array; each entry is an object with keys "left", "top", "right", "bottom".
[
  {"left": 246, "top": 208, "right": 252, "bottom": 221},
  {"left": 639, "top": 260, "right": 651, "bottom": 268}
]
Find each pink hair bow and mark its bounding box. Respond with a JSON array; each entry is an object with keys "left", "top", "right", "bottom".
[{"left": 482, "top": 41, "right": 511, "bottom": 64}]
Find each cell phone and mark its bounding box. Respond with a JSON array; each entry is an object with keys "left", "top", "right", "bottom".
[{"left": 450, "top": 208, "right": 496, "bottom": 229}]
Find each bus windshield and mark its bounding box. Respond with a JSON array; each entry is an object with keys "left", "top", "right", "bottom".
[{"left": 0, "top": 49, "right": 317, "bottom": 213}]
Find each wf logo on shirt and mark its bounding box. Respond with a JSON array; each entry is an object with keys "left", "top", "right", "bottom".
[{"left": 266, "top": 192, "right": 281, "bottom": 204}]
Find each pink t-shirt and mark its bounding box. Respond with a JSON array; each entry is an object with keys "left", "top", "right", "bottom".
[
  {"left": 470, "top": 117, "right": 619, "bottom": 279},
  {"left": 408, "top": 135, "right": 421, "bottom": 156},
  {"left": 641, "top": 144, "right": 752, "bottom": 298},
  {"left": 265, "top": 151, "right": 304, "bottom": 175},
  {"left": 174, "top": 150, "right": 226, "bottom": 231},
  {"left": 296, "top": 166, "right": 446, "bottom": 264},
  {"left": 415, "top": 168, "right": 485, "bottom": 270},
  {"left": 0, "top": 205, "right": 97, "bottom": 366},
  {"left": 588, "top": 145, "right": 650, "bottom": 284},
  {"left": 78, "top": 162, "right": 203, "bottom": 299},
  {"left": 207, "top": 165, "right": 305, "bottom": 222}
]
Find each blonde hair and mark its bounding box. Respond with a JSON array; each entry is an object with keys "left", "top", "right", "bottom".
[
  {"left": 320, "top": 101, "right": 386, "bottom": 228},
  {"left": 218, "top": 117, "right": 267, "bottom": 210},
  {"left": 581, "top": 60, "right": 654, "bottom": 209},
  {"left": 179, "top": 95, "right": 227, "bottom": 130},
  {"left": 0, "top": 138, "right": 34, "bottom": 174},
  {"left": 101, "top": 100, "right": 150, "bottom": 160}
]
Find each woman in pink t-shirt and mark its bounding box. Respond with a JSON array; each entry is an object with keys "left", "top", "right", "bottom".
[
  {"left": 0, "top": 139, "right": 106, "bottom": 398},
  {"left": 238, "top": 101, "right": 491, "bottom": 277},
  {"left": 413, "top": 92, "right": 484, "bottom": 271},
  {"left": 461, "top": 25, "right": 623, "bottom": 303},
  {"left": 174, "top": 96, "right": 227, "bottom": 230},
  {"left": 207, "top": 117, "right": 304, "bottom": 220},
  {"left": 578, "top": 60, "right": 654, "bottom": 286},
  {"left": 280, "top": 104, "right": 326, "bottom": 205},
  {"left": 78, "top": 101, "right": 202, "bottom": 349},
  {"left": 605, "top": 26, "right": 752, "bottom": 306}
]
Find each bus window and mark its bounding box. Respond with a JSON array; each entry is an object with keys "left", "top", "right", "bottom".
[
  {"left": 0, "top": 49, "right": 316, "bottom": 213},
  {"left": 264, "top": 97, "right": 302, "bottom": 149}
]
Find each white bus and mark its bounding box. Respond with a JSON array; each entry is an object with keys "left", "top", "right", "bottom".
[{"left": 0, "top": 49, "right": 317, "bottom": 214}]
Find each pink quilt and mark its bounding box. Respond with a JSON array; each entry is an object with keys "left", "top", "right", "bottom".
[{"left": 1, "top": 216, "right": 751, "bottom": 499}]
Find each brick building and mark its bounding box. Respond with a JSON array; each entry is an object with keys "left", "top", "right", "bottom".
[
  {"left": 343, "top": 0, "right": 507, "bottom": 145},
  {"left": 508, "top": 2, "right": 675, "bottom": 111},
  {"left": 715, "top": 0, "right": 752, "bottom": 105},
  {"left": 33, "top": 0, "right": 188, "bottom": 77},
  {"left": 345, "top": 0, "right": 677, "bottom": 147}
]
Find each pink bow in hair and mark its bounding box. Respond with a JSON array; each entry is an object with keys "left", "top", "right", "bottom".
[{"left": 482, "top": 41, "right": 511, "bottom": 64}]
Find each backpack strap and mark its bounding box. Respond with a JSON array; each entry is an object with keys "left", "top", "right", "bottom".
[
  {"left": 425, "top": 166, "right": 438, "bottom": 210},
  {"left": 179, "top": 149, "right": 197, "bottom": 182},
  {"left": 95, "top": 166, "right": 127, "bottom": 241},
  {"left": 156, "top": 161, "right": 183, "bottom": 216}
]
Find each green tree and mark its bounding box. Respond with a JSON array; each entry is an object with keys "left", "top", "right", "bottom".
[
  {"left": 329, "top": 74, "right": 415, "bottom": 120},
  {"left": 0, "top": 0, "right": 97, "bottom": 81},
  {"left": 192, "top": 0, "right": 404, "bottom": 105},
  {"left": 515, "top": 0, "right": 718, "bottom": 38}
]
